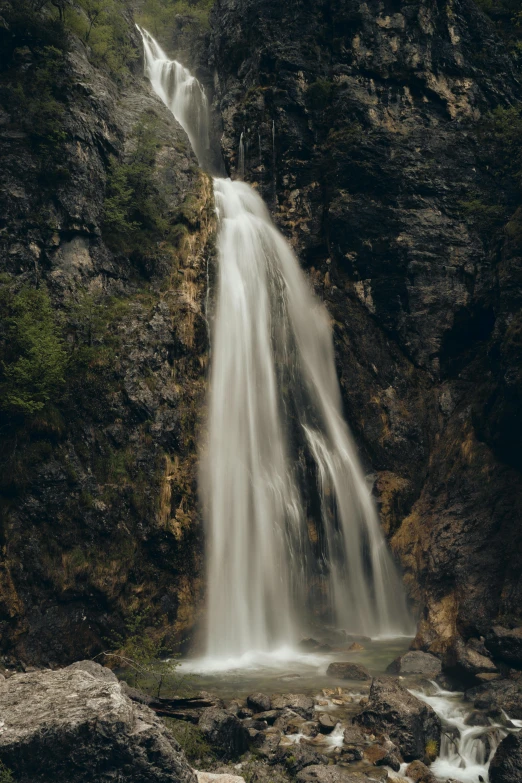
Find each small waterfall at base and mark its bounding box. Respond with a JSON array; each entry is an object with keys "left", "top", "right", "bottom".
[
  {"left": 408, "top": 683, "right": 521, "bottom": 783},
  {"left": 139, "top": 28, "right": 414, "bottom": 662}
]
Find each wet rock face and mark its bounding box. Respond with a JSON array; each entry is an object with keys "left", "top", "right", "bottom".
[
  {"left": 0, "top": 3, "right": 214, "bottom": 664},
  {"left": 0, "top": 661, "right": 197, "bottom": 783},
  {"left": 209, "top": 0, "right": 522, "bottom": 652},
  {"left": 354, "top": 677, "right": 441, "bottom": 762},
  {"left": 489, "top": 733, "right": 522, "bottom": 783}
]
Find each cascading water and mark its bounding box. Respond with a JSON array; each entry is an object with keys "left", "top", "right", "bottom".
[
  {"left": 409, "top": 683, "right": 521, "bottom": 783},
  {"left": 138, "top": 27, "right": 212, "bottom": 170},
  {"left": 139, "top": 28, "right": 414, "bottom": 661}
]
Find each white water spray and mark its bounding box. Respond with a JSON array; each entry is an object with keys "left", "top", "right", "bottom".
[{"left": 139, "top": 28, "right": 413, "bottom": 661}]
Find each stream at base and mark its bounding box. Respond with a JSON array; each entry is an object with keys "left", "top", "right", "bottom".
[{"left": 174, "top": 646, "right": 521, "bottom": 783}]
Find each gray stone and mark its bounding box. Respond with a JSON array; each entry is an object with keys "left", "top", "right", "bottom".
[
  {"left": 355, "top": 677, "right": 441, "bottom": 762},
  {"left": 0, "top": 662, "right": 196, "bottom": 783},
  {"left": 270, "top": 693, "right": 315, "bottom": 719},
  {"left": 318, "top": 713, "right": 337, "bottom": 734},
  {"left": 199, "top": 708, "right": 249, "bottom": 759},
  {"left": 448, "top": 640, "right": 498, "bottom": 678},
  {"left": 246, "top": 692, "right": 271, "bottom": 713},
  {"left": 297, "top": 765, "right": 387, "bottom": 783},
  {"left": 343, "top": 726, "right": 367, "bottom": 746},
  {"left": 326, "top": 662, "right": 371, "bottom": 681},
  {"left": 386, "top": 651, "right": 442, "bottom": 677}
]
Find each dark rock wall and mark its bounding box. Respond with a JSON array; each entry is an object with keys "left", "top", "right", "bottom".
[
  {"left": 0, "top": 5, "right": 215, "bottom": 664},
  {"left": 209, "top": 0, "right": 522, "bottom": 655}
]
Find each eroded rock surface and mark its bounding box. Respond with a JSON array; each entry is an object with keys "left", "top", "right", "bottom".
[
  {"left": 354, "top": 677, "right": 441, "bottom": 761},
  {"left": 0, "top": 661, "right": 196, "bottom": 783}
]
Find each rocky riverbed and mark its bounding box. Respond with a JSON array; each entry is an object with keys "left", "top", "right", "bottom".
[{"left": 0, "top": 650, "right": 520, "bottom": 783}]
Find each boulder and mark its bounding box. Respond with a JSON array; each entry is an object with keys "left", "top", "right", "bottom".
[
  {"left": 246, "top": 693, "right": 271, "bottom": 713},
  {"left": 363, "top": 744, "right": 387, "bottom": 765},
  {"left": 272, "top": 745, "right": 329, "bottom": 773},
  {"left": 447, "top": 640, "right": 498, "bottom": 679},
  {"left": 196, "top": 776, "right": 245, "bottom": 783},
  {"left": 354, "top": 677, "right": 441, "bottom": 761},
  {"left": 343, "top": 726, "right": 367, "bottom": 746},
  {"left": 489, "top": 733, "right": 522, "bottom": 783},
  {"left": 348, "top": 643, "right": 365, "bottom": 652},
  {"left": 0, "top": 661, "right": 196, "bottom": 783},
  {"left": 326, "top": 662, "right": 371, "bottom": 681},
  {"left": 405, "top": 760, "right": 437, "bottom": 783},
  {"left": 318, "top": 713, "right": 337, "bottom": 734},
  {"left": 252, "top": 709, "right": 281, "bottom": 725},
  {"left": 249, "top": 728, "right": 281, "bottom": 759},
  {"left": 296, "top": 766, "right": 387, "bottom": 783},
  {"left": 466, "top": 679, "right": 522, "bottom": 719},
  {"left": 386, "top": 651, "right": 441, "bottom": 677},
  {"left": 486, "top": 626, "right": 522, "bottom": 667},
  {"left": 270, "top": 693, "right": 315, "bottom": 719},
  {"left": 198, "top": 707, "right": 249, "bottom": 759}
]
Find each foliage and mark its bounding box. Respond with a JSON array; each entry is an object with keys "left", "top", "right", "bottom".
[
  {"left": 65, "top": 0, "right": 138, "bottom": 77},
  {"left": 0, "top": 281, "right": 67, "bottom": 416},
  {"left": 100, "top": 610, "right": 184, "bottom": 699},
  {"left": 136, "top": 0, "right": 214, "bottom": 38},
  {"left": 7, "top": 45, "right": 68, "bottom": 151},
  {"left": 103, "top": 114, "right": 172, "bottom": 254},
  {"left": 164, "top": 719, "right": 215, "bottom": 763},
  {"left": 0, "top": 762, "right": 13, "bottom": 783}
]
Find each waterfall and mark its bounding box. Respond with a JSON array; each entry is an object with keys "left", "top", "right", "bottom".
[
  {"left": 238, "top": 132, "right": 245, "bottom": 179},
  {"left": 409, "top": 683, "right": 520, "bottom": 783},
  {"left": 139, "top": 28, "right": 414, "bottom": 661},
  {"left": 138, "top": 26, "right": 211, "bottom": 170}
]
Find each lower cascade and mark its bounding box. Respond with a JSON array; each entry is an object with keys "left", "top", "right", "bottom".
[{"left": 139, "top": 28, "right": 413, "bottom": 661}]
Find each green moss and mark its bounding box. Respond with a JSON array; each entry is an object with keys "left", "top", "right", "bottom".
[{"left": 306, "top": 79, "right": 335, "bottom": 112}]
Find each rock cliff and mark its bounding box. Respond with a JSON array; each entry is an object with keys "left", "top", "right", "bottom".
[
  {"left": 0, "top": 2, "right": 214, "bottom": 665},
  {"left": 209, "top": 0, "right": 522, "bottom": 656}
]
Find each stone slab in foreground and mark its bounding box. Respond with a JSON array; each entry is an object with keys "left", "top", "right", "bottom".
[{"left": 0, "top": 660, "right": 196, "bottom": 783}]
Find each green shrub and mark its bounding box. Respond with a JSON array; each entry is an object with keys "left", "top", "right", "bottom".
[
  {"left": 0, "top": 281, "right": 67, "bottom": 416},
  {"left": 66, "top": 0, "right": 138, "bottom": 77},
  {"left": 137, "top": 0, "right": 215, "bottom": 38},
  {"left": 164, "top": 719, "right": 214, "bottom": 763},
  {"left": 103, "top": 114, "right": 172, "bottom": 254},
  {"left": 0, "top": 762, "right": 14, "bottom": 783}
]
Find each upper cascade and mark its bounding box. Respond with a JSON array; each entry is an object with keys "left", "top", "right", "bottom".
[
  {"left": 138, "top": 26, "right": 213, "bottom": 172},
  {"left": 138, "top": 28, "right": 414, "bottom": 661}
]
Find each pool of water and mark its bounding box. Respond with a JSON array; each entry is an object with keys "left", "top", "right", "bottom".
[{"left": 177, "top": 637, "right": 413, "bottom": 698}]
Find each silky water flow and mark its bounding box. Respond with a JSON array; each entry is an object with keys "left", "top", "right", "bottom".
[{"left": 138, "top": 27, "right": 414, "bottom": 661}]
